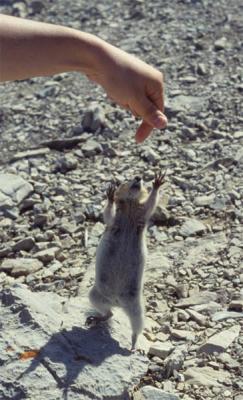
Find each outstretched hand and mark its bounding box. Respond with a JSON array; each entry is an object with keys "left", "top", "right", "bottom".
[{"left": 87, "top": 44, "right": 168, "bottom": 143}]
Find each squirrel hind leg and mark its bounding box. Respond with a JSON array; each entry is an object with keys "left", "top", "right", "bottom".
[
  {"left": 86, "top": 286, "right": 113, "bottom": 326},
  {"left": 122, "top": 297, "right": 145, "bottom": 350}
]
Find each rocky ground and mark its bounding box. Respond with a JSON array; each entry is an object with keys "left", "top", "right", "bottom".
[{"left": 0, "top": 0, "right": 243, "bottom": 399}]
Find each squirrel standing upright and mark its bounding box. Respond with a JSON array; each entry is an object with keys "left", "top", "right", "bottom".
[{"left": 86, "top": 172, "right": 166, "bottom": 349}]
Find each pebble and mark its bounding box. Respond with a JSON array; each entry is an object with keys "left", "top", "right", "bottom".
[
  {"left": 34, "top": 247, "right": 61, "bottom": 265},
  {"left": 149, "top": 342, "right": 174, "bottom": 359},
  {"left": 81, "top": 139, "right": 103, "bottom": 156},
  {"left": 82, "top": 103, "right": 106, "bottom": 132},
  {"left": 12, "top": 237, "right": 35, "bottom": 252}
]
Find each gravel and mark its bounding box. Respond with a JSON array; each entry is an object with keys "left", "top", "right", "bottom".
[{"left": 0, "top": 0, "right": 242, "bottom": 399}]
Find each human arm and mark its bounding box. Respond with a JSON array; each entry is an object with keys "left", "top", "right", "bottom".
[{"left": 0, "top": 14, "right": 167, "bottom": 142}]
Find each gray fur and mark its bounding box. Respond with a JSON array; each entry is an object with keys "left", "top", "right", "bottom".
[{"left": 88, "top": 176, "right": 161, "bottom": 349}]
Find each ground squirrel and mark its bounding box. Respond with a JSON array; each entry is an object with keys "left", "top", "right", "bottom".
[{"left": 86, "top": 172, "right": 166, "bottom": 349}]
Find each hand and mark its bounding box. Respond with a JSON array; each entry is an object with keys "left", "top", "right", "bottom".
[
  {"left": 153, "top": 171, "right": 166, "bottom": 189},
  {"left": 87, "top": 43, "right": 168, "bottom": 143}
]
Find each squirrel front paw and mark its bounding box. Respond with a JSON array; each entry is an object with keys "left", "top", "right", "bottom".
[{"left": 153, "top": 171, "right": 166, "bottom": 189}]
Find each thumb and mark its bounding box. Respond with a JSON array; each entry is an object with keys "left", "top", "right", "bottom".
[{"left": 135, "top": 96, "right": 167, "bottom": 130}]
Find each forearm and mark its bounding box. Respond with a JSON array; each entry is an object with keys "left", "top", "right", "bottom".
[
  {"left": 0, "top": 14, "right": 104, "bottom": 82},
  {"left": 144, "top": 188, "right": 159, "bottom": 221},
  {"left": 103, "top": 201, "right": 116, "bottom": 225}
]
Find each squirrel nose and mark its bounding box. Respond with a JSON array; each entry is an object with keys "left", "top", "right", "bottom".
[{"left": 134, "top": 176, "right": 142, "bottom": 182}]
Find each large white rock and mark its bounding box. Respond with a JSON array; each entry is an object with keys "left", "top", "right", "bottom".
[
  {"left": 198, "top": 325, "right": 241, "bottom": 354},
  {"left": 184, "top": 366, "right": 230, "bottom": 387},
  {"left": 0, "top": 173, "right": 33, "bottom": 218},
  {"left": 180, "top": 219, "right": 207, "bottom": 237},
  {"left": 0, "top": 284, "right": 149, "bottom": 400}
]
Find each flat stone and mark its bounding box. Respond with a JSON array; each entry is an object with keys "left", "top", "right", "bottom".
[
  {"left": 184, "top": 366, "right": 230, "bottom": 387},
  {"left": 180, "top": 219, "right": 207, "bottom": 237},
  {"left": 187, "top": 309, "right": 207, "bottom": 325},
  {"left": 175, "top": 291, "right": 217, "bottom": 308},
  {"left": 0, "top": 258, "right": 43, "bottom": 277},
  {"left": 0, "top": 284, "right": 148, "bottom": 400},
  {"left": 234, "top": 130, "right": 243, "bottom": 139},
  {"left": 198, "top": 325, "right": 240, "bottom": 354},
  {"left": 34, "top": 247, "right": 60, "bottom": 264},
  {"left": 10, "top": 147, "right": 50, "bottom": 162},
  {"left": 218, "top": 353, "right": 241, "bottom": 369},
  {"left": 134, "top": 386, "right": 180, "bottom": 400},
  {"left": 149, "top": 341, "right": 174, "bottom": 359},
  {"left": 170, "top": 329, "right": 195, "bottom": 341},
  {"left": 212, "top": 311, "right": 243, "bottom": 321},
  {"left": 0, "top": 173, "right": 33, "bottom": 218},
  {"left": 146, "top": 251, "right": 171, "bottom": 279},
  {"left": 194, "top": 194, "right": 215, "bottom": 207}
]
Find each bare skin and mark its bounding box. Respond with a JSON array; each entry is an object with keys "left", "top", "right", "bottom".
[{"left": 0, "top": 14, "right": 167, "bottom": 142}]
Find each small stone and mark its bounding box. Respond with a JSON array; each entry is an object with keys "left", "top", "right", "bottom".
[
  {"left": 12, "top": 237, "right": 35, "bottom": 252},
  {"left": 150, "top": 204, "right": 170, "bottom": 225},
  {"left": 34, "top": 247, "right": 60, "bottom": 265},
  {"left": 175, "top": 283, "right": 189, "bottom": 299},
  {"left": 234, "top": 130, "right": 243, "bottom": 139},
  {"left": 141, "top": 147, "right": 160, "bottom": 164},
  {"left": 198, "top": 325, "right": 240, "bottom": 354},
  {"left": 187, "top": 309, "right": 207, "bottom": 325},
  {"left": 54, "top": 154, "right": 78, "bottom": 173},
  {"left": 170, "top": 328, "right": 195, "bottom": 341},
  {"left": 176, "top": 309, "right": 190, "bottom": 321},
  {"left": 214, "top": 37, "right": 228, "bottom": 50},
  {"left": 194, "top": 194, "right": 215, "bottom": 207},
  {"left": 82, "top": 103, "right": 106, "bottom": 132},
  {"left": 197, "top": 63, "right": 207, "bottom": 75},
  {"left": 30, "top": 0, "right": 45, "bottom": 13},
  {"left": 228, "top": 299, "right": 243, "bottom": 312},
  {"left": 134, "top": 386, "right": 180, "bottom": 400},
  {"left": 149, "top": 341, "right": 174, "bottom": 359},
  {"left": 180, "top": 219, "right": 207, "bottom": 237},
  {"left": 0, "top": 258, "right": 43, "bottom": 277},
  {"left": 163, "top": 345, "right": 187, "bottom": 378},
  {"left": 81, "top": 139, "right": 103, "bottom": 156},
  {"left": 156, "top": 332, "right": 170, "bottom": 342},
  {"left": 33, "top": 213, "right": 49, "bottom": 228},
  {"left": 0, "top": 247, "right": 11, "bottom": 258}
]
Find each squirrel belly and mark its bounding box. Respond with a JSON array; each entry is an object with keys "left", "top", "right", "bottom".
[{"left": 95, "top": 222, "right": 147, "bottom": 305}]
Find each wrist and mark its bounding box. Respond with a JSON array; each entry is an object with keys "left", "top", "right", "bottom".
[{"left": 68, "top": 30, "right": 108, "bottom": 79}]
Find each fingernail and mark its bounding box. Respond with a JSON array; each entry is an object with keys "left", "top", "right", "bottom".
[{"left": 153, "top": 114, "right": 168, "bottom": 129}]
